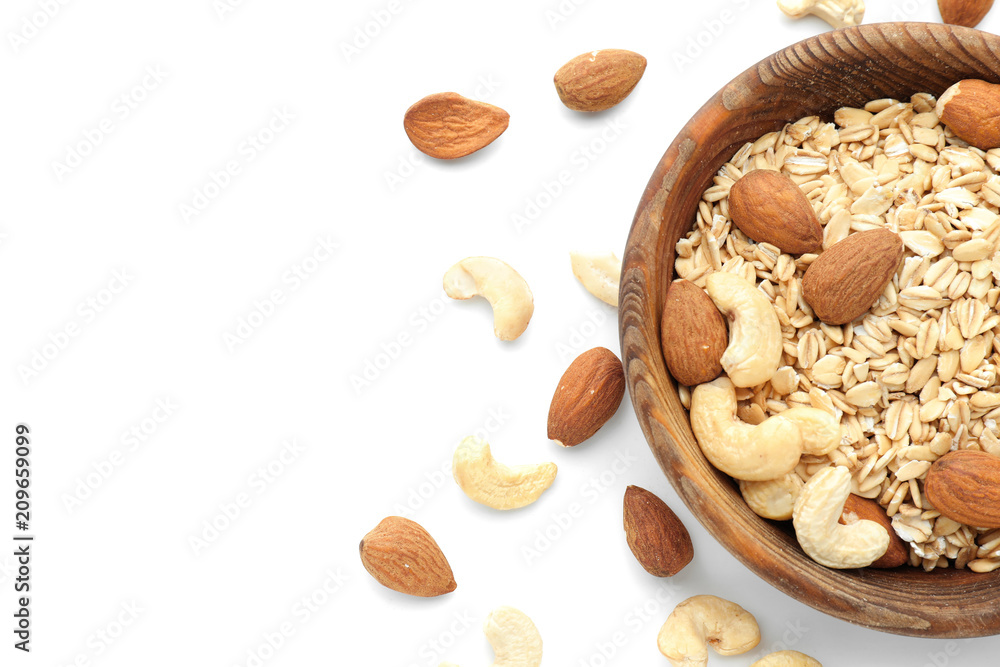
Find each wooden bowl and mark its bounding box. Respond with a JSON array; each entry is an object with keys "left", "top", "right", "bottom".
[{"left": 620, "top": 23, "right": 1000, "bottom": 638}]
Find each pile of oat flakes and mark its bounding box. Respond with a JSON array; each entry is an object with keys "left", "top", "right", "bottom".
[{"left": 674, "top": 92, "right": 1000, "bottom": 572}]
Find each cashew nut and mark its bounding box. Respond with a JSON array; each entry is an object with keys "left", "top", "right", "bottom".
[
  {"left": 690, "top": 378, "right": 802, "bottom": 481},
  {"left": 750, "top": 650, "right": 823, "bottom": 667},
  {"left": 739, "top": 473, "right": 804, "bottom": 521},
  {"left": 570, "top": 250, "right": 621, "bottom": 306},
  {"left": 778, "top": 407, "right": 841, "bottom": 456},
  {"left": 443, "top": 257, "right": 534, "bottom": 341},
  {"left": 452, "top": 436, "right": 557, "bottom": 510},
  {"left": 777, "top": 0, "right": 864, "bottom": 29},
  {"left": 441, "top": 606, "right": 542, "bottom": 667},
  {"left": 657, "top": 595, "right": 760, "bottom": 667},
  {"left": 706, "top": 272, "right": 782, "bottom": 388},
  {"left": 792, "top": 466, "right": 889, "bottom": 568}
]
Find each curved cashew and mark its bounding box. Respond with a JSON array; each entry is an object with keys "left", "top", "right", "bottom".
[
  {"left": 706, "top": 272, "right": 782, "bottom": 388},
  {"left": 740, "top": 473, "right": 804, "bottom": 520},
  {"left": 570, "top": 250, "right": 621, "bottom": 307},
  {"left": 452, "top": 437, "right": 557, "bottom": 510},
  {"left": 750, "top": 650, "right": 823, "bottom": 667},
  {"left": 792, "top": 466, "right": 889, "bottom": 568},
  {"left": 777, "top": 0, "right": 864, "bottom": 29},
  {"left": 779, "top": 407, "right": 841, "bottom": 456},
  {"left": 690, "top": 378, "right": 802, "bottom": 481},
  {"left": 443, "top": 257, "right": 534, "bottom": 341},
  {"left": 441, "top": 606, "right": 542, "bottom": 667},
  {"left": 657, "top": 595, "right": 760, "bottom": 667}
]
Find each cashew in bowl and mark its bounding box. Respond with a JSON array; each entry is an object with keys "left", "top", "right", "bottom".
[
  {"left": 792, "top": 466, "right": 889, "bottom": 569},
  {"left": 750, "top": 650, "right": 823, "bottom": 667},
  {"left": 739, "top": 473, "right": 804, "bottom": 521},
  {"left": 569, "top": 250, "right": 621, "bottom": 307},
  {"left": 657, "top": 594, "right": 760, "bottom": 667},
  {"left": 690, "top": 378, "right": 802, "bottom": 481},
  {"left": 443, "top": 257, "right": 534, "bottom": 341},
  {"left": 778, "top": 407, "right": 841, "bottom": 456},
  {"left": 777, "top": 0, "right": 864, "bottom": 29},
  {"left": 452, "top": 436, "right": 557, "bottom": 510},
  {"left": 706, "top": 272, "right": 782, "bottom": 388},
  {"left": 441, "top": 605, "right": 542, "bottom": 667}
]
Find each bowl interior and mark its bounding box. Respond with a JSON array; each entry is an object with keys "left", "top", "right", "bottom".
[{"left": 621, "top": 22, "right": 1000, "bottom": 638}]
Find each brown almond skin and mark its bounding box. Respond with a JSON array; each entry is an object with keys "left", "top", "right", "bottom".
[
  {"left": 547, "top": 347, "right": 625, "bottom": 447},
  {"left": 660, "top": 280, "right": 727, "bottom": 386},
  {"left": 839, "top": 494, "right": 910, "bottom": 568},
  {"left": 925, "top": 450, "right": 1000, "bottom": 528},
  {"left": 939, "top": 0, "right": 994, "bottom": 27},
  {"left": 728, "top": 170, "right": 823, "bottom": 254},
  {"left": 553, "top": 49, "right": 646, "bottom": 112},
  {"left": 801, "top": 228, "right": 904, "bottom": 325},
  {"left": 403, "top": 92, "right": 509, "bottom": 159},
  {"left": 936, "top": 79, "right": 1000, "bottom": 150},
  {"left": 359, "top": 516, "right": 457, "bottom": 597},
  {"left": 624, "top": 485, "right": 694, "bottom": 577}
]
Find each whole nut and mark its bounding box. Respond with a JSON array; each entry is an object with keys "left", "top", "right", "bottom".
[
  {"left": 938, "top": 0, "right": 994, "bottom": 27},
  {"left": 359, "top": 516, "right": 457, "bottom": 597},
  {"left": 727, "top": 169, "right": 823, "bottom": 254},
  {"left": 403, "top": 92, "right": 509, "bottom": 159},
  {"left": 553, "top": 49, "right": 646, "bottom": 112},
  {"left": 623, "top": 485, "right": 694, "bottom": 577},
  {"left": 801, "top": 228, "right": 903, "bottom": 325},
  {"left": 660, "top": 280, "right": 727, "bottom": 386},
  {"left": 936, "top": 79, "right": 1000, "bottom": 150},
  {"left": 839, "top": 494, "right": 909, "bottom": 568},
  {"left": 547, "top": 347, "right": 625, "bottom": 447},
  {"left": 924, "top": 450, "right": 1000, "bottom": 528}
]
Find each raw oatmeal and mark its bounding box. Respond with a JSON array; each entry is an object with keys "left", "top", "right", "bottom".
[{"left": 674, "top": 92, "right": 1000, "bottom": 572}]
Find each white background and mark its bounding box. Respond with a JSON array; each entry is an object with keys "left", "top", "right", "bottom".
[{"left": 3, "top": 0, "right": 1000, "bottom": 665}]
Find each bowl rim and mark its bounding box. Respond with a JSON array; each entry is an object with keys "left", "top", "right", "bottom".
[{"left": 620, "top": 21, "right": 1000, "bottom": 638}]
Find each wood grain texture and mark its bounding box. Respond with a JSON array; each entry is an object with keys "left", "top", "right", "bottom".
[{"left": 620, "top": 23, "right": 1000, "bottom": 638}]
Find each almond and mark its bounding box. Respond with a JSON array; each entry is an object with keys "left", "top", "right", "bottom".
[
  {"left": 623, "top": 485, "right": 693, "bottom": 577},
  {"left": 936, "top": 79, "right": 1000, "bottom": 150},
  {"left": 660, "top": 279, "right": 727, "bottom": 386},
  {"left": 801, "top": 228, "right": 904, "bottom": 325},
  {"left": 403, "top": 92, "right": 509, "bottom": 159},
  {"left": 553, "top": 49, "right": 646, "bottom": 112},
  {"left": 728, "top": 169, "right": 823, "bottom": 254},
  {"left": 359, "top": 516, "right": 457, "bottom": 597},
  {"left": 924, "top": 450, "right": 1000, "bottom": 529},
  {"left": 938, "top": 0, "right": 994, "bottom": 27},
  {"left": 839, "top": 494, "right": 909, "bottom": 568},
  {"left": 547, "top": 347, "right": 625, "bottom": 447}
]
